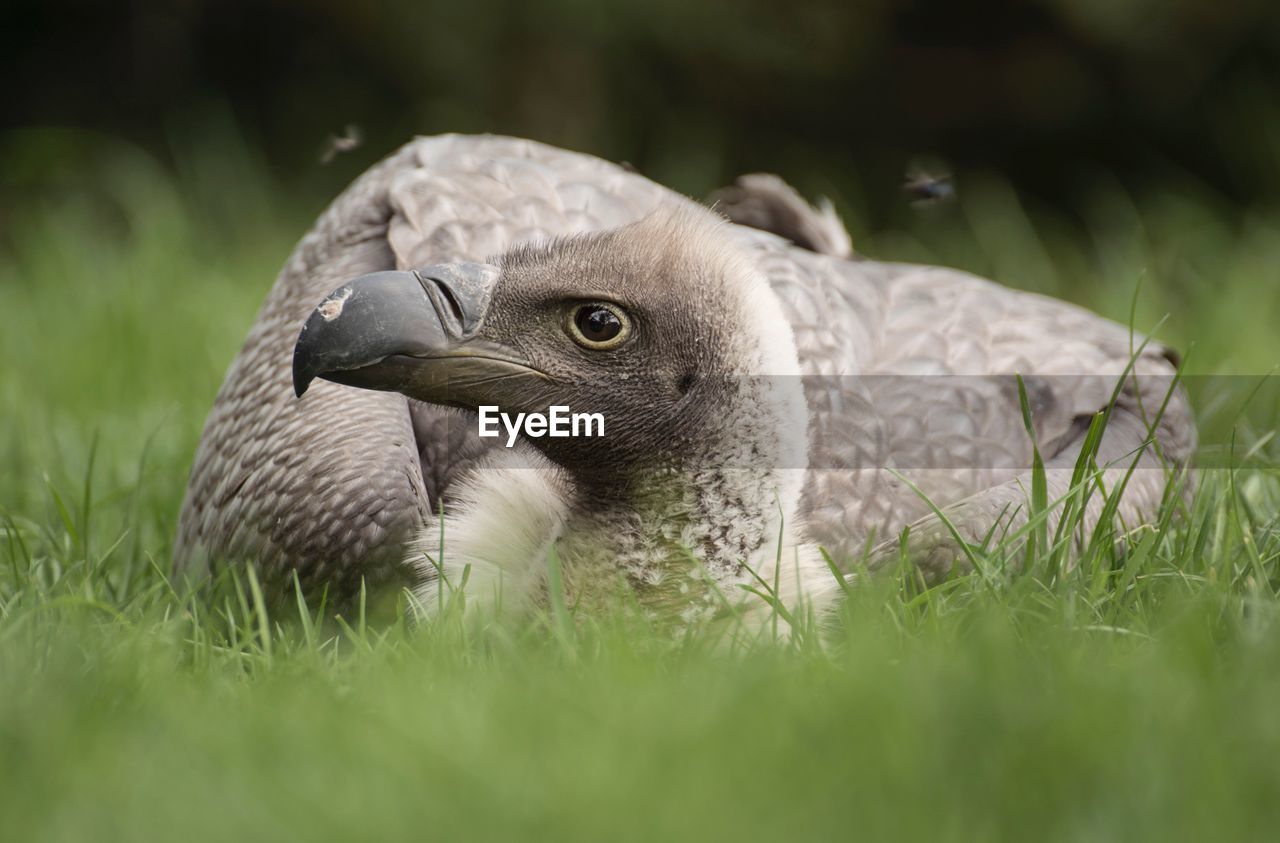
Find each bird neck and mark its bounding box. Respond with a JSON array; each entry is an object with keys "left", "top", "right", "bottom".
[
  {"left": 409, "top": 456, "right": 829, "bottom": 625},
  {"left": 555, "top": 463, "right": 820, "bottom": 622},
  {"left": 552, "top": 368, "right": 814, "bottom": 619},
  {"left": 408, "top": 367, "right": 827, "bottom": 624}
]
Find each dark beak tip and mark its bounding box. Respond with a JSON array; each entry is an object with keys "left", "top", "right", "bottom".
[
  {"left": 292, "top": 368, "right": 311, "bottom": 398},
  {"left": 292, "top": 329, "right": 317, "bottom": 398}
]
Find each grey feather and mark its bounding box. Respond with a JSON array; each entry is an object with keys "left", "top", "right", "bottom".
[{"left": 711, "top": 173, "right": 853, "bottom": 259}]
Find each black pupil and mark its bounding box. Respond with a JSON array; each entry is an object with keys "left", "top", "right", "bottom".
[{"left": 576, "top": 306, "right": 622, "bottom": 343}]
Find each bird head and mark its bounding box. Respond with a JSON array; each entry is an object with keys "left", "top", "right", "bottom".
[{"left": 292, "top": 204, "right": 809, "bottom": 491}]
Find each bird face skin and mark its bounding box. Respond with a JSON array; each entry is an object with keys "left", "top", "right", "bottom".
[{"left": 292, "top": 206, "right": 806, "bottom": 492}]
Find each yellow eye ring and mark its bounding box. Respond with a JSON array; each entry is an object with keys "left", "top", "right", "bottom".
[{"left": 566, "top": 302, "right": 632, "bottom": 350}]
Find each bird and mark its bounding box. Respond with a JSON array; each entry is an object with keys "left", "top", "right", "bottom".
[{"left": 174, "top": 134, "right": 1195, "bottom": 621}]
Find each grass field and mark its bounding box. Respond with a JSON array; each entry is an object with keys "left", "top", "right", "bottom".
[{"left": 4, "top": 130, "right": 1280, "bottom": 841}]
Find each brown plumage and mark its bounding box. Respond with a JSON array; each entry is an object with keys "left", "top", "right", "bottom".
[{"left": 175, "top": 134, "right": 1194, "bottom": 615}]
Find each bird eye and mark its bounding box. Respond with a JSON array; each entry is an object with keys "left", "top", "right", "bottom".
[{"left": 567, "top": 302, "right": 631, "bottom": 350}]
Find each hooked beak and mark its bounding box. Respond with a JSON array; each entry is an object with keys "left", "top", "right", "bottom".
[{"left": 291, "top": 263, "right": 547, "bottom": 404}]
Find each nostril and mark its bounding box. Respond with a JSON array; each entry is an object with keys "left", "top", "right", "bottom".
[
  {"left": 429, "top": 276, "right": 466, "bottom": 328},
  {"left": 413, "top": 263, "right": 498, "bottom": 337}
]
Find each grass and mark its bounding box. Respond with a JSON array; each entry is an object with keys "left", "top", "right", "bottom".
[{"left": 3, "top": 128, "right": 1280, "bottom": 841}]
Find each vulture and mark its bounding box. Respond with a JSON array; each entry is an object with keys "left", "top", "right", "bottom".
[{"left": 175, "top": 134, "right": 1194, "bottom": 621}]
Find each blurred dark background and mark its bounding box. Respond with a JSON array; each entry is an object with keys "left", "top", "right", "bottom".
[
  {"left": 3, "top": 0, "right": 1280, "bottom": 514},
  {"left": 7, "top": 0, "right": 1280, "bottom": 226}
]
